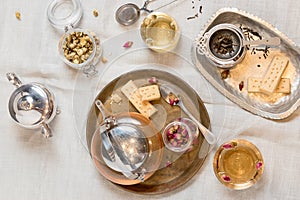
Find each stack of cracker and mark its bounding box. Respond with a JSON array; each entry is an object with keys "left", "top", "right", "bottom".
[
  {"left": 121, "top": 80, "right": 161, "bottom": 118},
  {"left": 247, "top": 55, "right": 290, "bottom": 95}
]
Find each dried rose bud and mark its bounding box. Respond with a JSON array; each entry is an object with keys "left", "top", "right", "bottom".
[
  {"left": 223, "top": 143, "right": 234, "bottom": 149},
  {"left": 256, "top": 161, "right": 263, "bottom": 170},
  {"left": 148, "top": 77, "right": 158, "bottom": 84},
  {"left": 239, "top": 81, "right": 244, "bottom": 91},
  {"left": 221, "top": 70, "right": 230, "bottom": 79},
  {"left": 165, "top": 161, "right": 172, "bottom": 167},
  {"left": 123, "top": 41, "right": 133, "bottom": 48},
  {"left": 222, "top": 175, "right": 231, "bottom": 182}
]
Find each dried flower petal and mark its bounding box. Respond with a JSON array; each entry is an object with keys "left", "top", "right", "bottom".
[
  {"left": 169, "top": 99, "right": 175, "bottom": 106},
  {"left": 174, "top": 98, "right": 179, "bottom": 104},
  {"left": 15, "top": 11, "right": 21, "bottom": 20},
  {"left": 239, "top": 81, "right": 244, "bottom": 91},
  {"left": 148, "top": 77, "right": 158, "bottom": 84},
  {"left": 165, "top": 123, "right": 190, "bottom": 149},
  {"left": 256, "top": 161, "right": 263, "bottom": 170},
  {"left": 123, "top": 41, "right": 133, "bottom": 48},
  {"left": 222, "top": 175, "right": 231, "bottom": 182},
  {"left": 166, "top": 161, "right": 172, "bottom": 167},
  {"left": 223, "top": 143, "right": 234, "bottom": 149}
]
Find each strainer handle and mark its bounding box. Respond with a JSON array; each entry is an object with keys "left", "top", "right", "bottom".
[{"left": 196, "top": 33, "right": 209, "bottom": 56}]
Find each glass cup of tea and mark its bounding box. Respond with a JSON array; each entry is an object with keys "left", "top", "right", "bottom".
[{"left": 140, "top": 12, "right": 180, "bottom": 53}]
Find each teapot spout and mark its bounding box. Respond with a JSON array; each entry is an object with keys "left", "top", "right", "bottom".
[{"left": 6, "top": 72, "right": 22, "bottom": 88}]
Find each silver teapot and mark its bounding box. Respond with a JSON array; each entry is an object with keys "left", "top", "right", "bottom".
[
  {"left": 91, "top": 100, "right": 163, "bottom": 184},
  {"left": 7, "top": 73, "right": 60, "bottom": 138}
]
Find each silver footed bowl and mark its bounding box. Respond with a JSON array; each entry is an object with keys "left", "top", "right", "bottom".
[{"left": 7, "top": 72, "right": 59, "bottom": 138}]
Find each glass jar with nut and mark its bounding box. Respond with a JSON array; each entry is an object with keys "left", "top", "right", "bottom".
[
  {"left": 58, "top": 28, "right": 102, "bottom": 73},
  {"left": 47, "top": 0, "right": 102, "bottom": 75}
]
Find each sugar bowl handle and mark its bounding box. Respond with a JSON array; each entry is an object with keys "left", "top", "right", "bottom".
[
  {"left": 6, "top": 72, "right": 22, "bottom": 88},
  {"left": 41, "top": 123, "right": 53, "bottom": 138}
]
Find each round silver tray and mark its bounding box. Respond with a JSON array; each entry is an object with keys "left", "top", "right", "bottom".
[
  {"left": 87, "top": 69, "right": 210, "bottom": 193},
  {"left": 71, "top": 29, "right": 225, "bottom": 194}
]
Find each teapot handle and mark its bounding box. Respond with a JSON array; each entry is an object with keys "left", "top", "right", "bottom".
[
  {"left": 95, "top": 99, "right": 111, "bottom": 119},
  {"left": 6, "top": 72, "right": 22, "bottom": 88}
]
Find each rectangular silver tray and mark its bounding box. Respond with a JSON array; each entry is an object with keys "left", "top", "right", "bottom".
[{"left": 191, "top": 8, "right": 300, "bottom": 119}]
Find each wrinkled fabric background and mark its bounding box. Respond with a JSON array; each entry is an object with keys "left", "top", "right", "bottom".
[{"left": 0, "top": 0, "right": 299, "bottom": 199}]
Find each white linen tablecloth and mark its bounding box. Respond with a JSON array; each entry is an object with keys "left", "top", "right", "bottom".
[{"left": 0, "top": 0, "right": 299, "bottom": 199}]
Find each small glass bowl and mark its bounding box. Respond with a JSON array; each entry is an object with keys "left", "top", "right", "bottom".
[
  {"left": 213, "top": 139, "right": 264, "bottom": 190},
  {"left": 162, "top": 121, "right": 193, "bottom": 152}
]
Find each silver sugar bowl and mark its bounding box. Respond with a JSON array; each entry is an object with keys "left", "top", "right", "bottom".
[{"left": 7, "top": 73, "right": 60, "bottom": 138}]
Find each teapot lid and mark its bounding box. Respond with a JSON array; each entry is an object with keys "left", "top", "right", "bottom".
[{"left": 8, "top": 79, "right": 55, "bottom": 128}]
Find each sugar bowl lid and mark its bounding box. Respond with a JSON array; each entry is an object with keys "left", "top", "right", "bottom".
[
  {"left": 47, "top": 0, "right": 83, "bottom": 30},
  {"left": 7, "top": 73, "right": 58, "bottom": 138}
]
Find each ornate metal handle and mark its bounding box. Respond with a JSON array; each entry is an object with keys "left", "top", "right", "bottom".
[
  {"left": 196, "top": 33, "right": 209, "bottom": 56},
  {"left": 6, "top": 72, "right": 22, "bottom": 88}
]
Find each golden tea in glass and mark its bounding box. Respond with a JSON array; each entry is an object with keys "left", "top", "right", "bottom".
[{"left": 140, "top": 12, "right": 180, "bottom": 53}]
